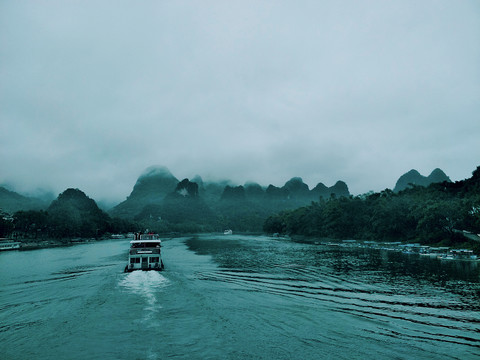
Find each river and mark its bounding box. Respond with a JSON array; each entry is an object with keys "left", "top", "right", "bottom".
[{"left": 0, "top": 234, "right": 479, "bottom": 359}]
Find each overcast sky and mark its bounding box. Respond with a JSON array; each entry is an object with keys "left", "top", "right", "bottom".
[{"left": 1, "top": 0, "right": 479, "bottom": 203}]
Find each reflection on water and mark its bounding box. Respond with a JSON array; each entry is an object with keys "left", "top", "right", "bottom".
[{"left": 187, "top": 235, "right": 480, "bottom": 358}]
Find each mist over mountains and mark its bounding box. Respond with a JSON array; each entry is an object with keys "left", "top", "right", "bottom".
[
  {"left": 0, "top": 187, "right": 48, "bottom": 214},
  {"left": 1, "top": 166, "right": 453, "bottom": 217},
  {"left": 2, "top": 165, "right": 477, "bottom": 242},
  {"left": 109, "top": 165, "right": 351, "bottom": 219}
]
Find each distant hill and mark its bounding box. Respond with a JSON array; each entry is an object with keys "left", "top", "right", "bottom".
[
  {"left": 263, "top": 165, "right": 480, "bottom": 248},
  {"left": 394, "top": 168, "right": 450, "bottom": 192},
  {"left": 3, "top": 164, "right": 353, "bottom": 232},
  {"left": 243, "top": 178, "right": 350, "bottom": 203},
  {"left": 283, "top": 177, "right": 310, "bottom": 200},
  {"left": 110, "top": 166, "right": 178, "bottom": 218},
  {"left": 0, "top": 186, "right": 49, "bottom": 214},
  {"left": 311, "top": 180, "right": 350, "bottom": 199},
  {"left": 47, "top": 188, "right": 111, "bottom": 238},
  {"left": 244, "top": 182, "right": 264, "bottom": 199},
  {"left": 133, "top": 178, "right": 217, "bottom": 231},
  {"left": 221, "top": 185, "right": 247, "bottom": 201},
  {"left": 201, "top": 179, "right": 234, "bottom": 203},
  {"left": 104, "top": 164, "right": 352, "bottom": 232},
  {"left": 109, "top": 165, "right": 352, "bottom": 221}
]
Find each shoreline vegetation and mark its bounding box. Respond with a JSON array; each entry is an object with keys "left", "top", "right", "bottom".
[
  {"left": 1, "top": 166, "right": 479, "bottom": 255},
  {"left": 263, "top": 167, "right": 480, "bottom": 255},
  {"left": 19, "top": 238, "right": 97, "bottom": 251},
  {"left": 3, "top": 233, "right": 478, "bottom": 265}
]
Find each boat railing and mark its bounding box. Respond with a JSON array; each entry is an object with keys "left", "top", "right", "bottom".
[{"left": 129, "top": 248, "right": 161, "bottom": 255}]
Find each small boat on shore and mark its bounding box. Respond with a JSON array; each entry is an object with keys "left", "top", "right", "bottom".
[
  {"left": 419, "top": 247, "right": 449, "bottom": 258},
  {"left": 0, "top": 239, "right": 21, "bottom": 251},
  {"left": 438, "top": 249, "right": 478, "bottom": 261},
  {"left": 124, "top": 233, "right": 164, "bottom": 272}
]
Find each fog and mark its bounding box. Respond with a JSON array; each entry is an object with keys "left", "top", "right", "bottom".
[{"left": 1, "top": 1, "right": 479, "bottom": 203}]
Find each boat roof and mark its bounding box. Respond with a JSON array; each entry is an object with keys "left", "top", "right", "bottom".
[{"left": 130, "top": 240, "right": 162, "bottom": 244}]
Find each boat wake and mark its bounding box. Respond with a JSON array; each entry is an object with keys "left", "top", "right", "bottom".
[{"left": 119, "top": 271, "right": 170, "bottom": 317}]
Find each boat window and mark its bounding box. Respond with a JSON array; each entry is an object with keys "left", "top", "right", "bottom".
[{"left": 132, "top": 242, "right": 160, "bottom": 248}]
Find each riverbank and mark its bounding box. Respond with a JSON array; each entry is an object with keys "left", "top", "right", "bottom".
[
  {"left": 10, "top": 233, "right": 178, "bottom": 251},
  {"left": 17, "top": 238, "right": 99, "bottom": 250},
  {"left": 277, "top": 233, "right": 480, "bottom": 256},
  {"left": 6, "top": 231, "right": 479, "bottom": 256}
]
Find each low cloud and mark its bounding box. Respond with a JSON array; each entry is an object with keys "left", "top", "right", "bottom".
[{"left": 1, "top": 0, "right": 479, "bottom": 203}]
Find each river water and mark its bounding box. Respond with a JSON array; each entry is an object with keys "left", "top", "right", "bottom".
[{"left": 1, "top": 234, "right": 479, "bottom": 359}]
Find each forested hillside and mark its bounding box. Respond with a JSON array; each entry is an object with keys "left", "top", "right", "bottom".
[
  {"left": 2, "top": 165, "right": 478, "bottom": 253},
  {"left": 0, "top": 186, "right": 49, "bottom": 213},
  {"left": 1, "top": 189, "right": 135, "bottom": 240},
  {"left": 264, "top": 166, "right": 480, "bottom": 252}
]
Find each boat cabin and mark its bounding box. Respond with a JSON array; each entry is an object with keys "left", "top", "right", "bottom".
[{"left": 125, "top": 234, "right": 164, "bottom": 272}]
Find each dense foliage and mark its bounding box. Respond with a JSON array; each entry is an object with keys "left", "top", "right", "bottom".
[
  {"left": 126, "top": 178, "right": 321, "bottom": 234},
  {"left": 264, "top": 167, "right": 480, "bottom": 251},
  {"left": 2, "top": 167, "right": 479, "bottom": 253},
  {"left": 4, "top": 189, "right": 138, "bottom": 240}
]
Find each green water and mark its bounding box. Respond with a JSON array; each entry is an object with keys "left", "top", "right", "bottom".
[{"left": 1, "top": 235, "right": 479, "bottom": 359}]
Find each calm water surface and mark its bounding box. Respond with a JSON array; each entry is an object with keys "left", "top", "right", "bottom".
[{"left": 0, "top": 235, "right": 479, "bottom": 359}]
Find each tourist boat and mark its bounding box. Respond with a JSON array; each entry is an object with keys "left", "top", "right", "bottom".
[
  {"left": 124, "top": 233, "right": 164, "bottom": 272},
  {"left": 0, "top": 239, "right": 21, "bottom": 251}
]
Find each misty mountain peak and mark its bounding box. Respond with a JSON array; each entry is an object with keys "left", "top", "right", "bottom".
[
  {"left": 284, "top": 177, "right": 309, "bottom": 191},
  {"left": 139, "top": 166, "right": 176, "bottom": 180},
  {"left": 244, "top": 182, "right": 265, "bottom": 199},
  {"left": 110, "top": 166, "right": 179, "bottom": 218},
  {"left": 191, "top": 175, "right": 204, "bottom": 188},
  {"left": 49, "top": 188, "right": 101, "bottom": 213},
  {"left": 175, "top": 179, "right": 199, "bottom": 198},
  {"left": 0, "top": 186, "right": 48, "bottom": 213},
  {"left": 221, "top": 185, "right": 246, "bottom": 201},
  {"left": 131, "top": 166, "right": 179, "bottom": 196},
  {"left": 283, "top": 177, "right": 310, "bottom": 199}
]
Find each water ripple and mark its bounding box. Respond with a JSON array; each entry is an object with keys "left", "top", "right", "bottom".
[{"left": 196, "top": 265, "right": 480, "bottom": 351}]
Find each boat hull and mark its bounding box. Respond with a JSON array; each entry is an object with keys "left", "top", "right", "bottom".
[{"left": 124, "top": 263, "right": 164, "bottom": 273}]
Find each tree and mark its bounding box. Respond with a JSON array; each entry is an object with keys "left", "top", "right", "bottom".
[{"left": 13, "top": 210, "right": 49, "bottom": 238}]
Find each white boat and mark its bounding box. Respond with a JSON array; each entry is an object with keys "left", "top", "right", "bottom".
[
  {"left": 124, "top": 233, "right": 164, "bottom": 272},
  {"left": 419, "top": 247, "right": 449, "bottom": 258},
  {"left": 0, "top": 240, "right": 21, "bottom": 251},
  {"left": 224, "top": 229, "right": 233, "bottom": 235},
  {"left": 439, "top": 249, "right": 478, "bottom": 261},
  {"left": 111, "top": 234, "right": 125, "bottom": 239}
]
